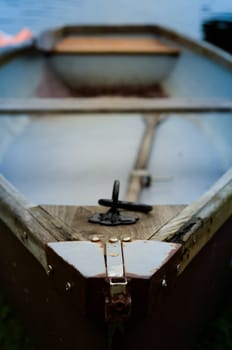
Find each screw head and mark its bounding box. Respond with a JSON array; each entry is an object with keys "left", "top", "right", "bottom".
[
  {"left": 122, "top": 236, "right": 131, "bottom": 242},
  {"left": 91, "top": 236, "right": 100, "bottom": 242},
  {"left": 47, "top": 265, "right": 53, "bottom": 276},
  {"left": 109, "top": 237, "right": 118, "bottom": 243},
  {"left": 65, "top": 282, "right": 72, "bottom": 292},
  {"left": 162, "top": 279, "right": 168, "bottom": 288}
]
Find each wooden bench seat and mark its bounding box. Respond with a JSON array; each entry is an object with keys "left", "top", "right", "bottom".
[{"left": 54, "top": 36, "right": 180, "bottom": 55}]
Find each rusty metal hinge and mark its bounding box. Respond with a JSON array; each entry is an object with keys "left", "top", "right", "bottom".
[
  {"left": 105, "top": 239, "right": 130, "bottom": 350},
  {"left": 105, "top": 239, "right": 131, "bottom": 322}
]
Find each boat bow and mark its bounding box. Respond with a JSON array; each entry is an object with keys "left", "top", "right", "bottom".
[{"left": 46, "top": 239, "right": 181, "bottom": 322}]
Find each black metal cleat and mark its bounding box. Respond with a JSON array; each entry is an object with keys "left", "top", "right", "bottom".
[{"left": 89, "top": 180, "right": 152, "bottom": 226}]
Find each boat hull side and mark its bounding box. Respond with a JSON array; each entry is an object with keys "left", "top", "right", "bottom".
[{"left": 0, "top": 216, "right": 231, "bottom": 349}]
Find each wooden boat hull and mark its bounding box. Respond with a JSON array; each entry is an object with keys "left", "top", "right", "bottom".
[
  {"left": 0, "top": 24, "right": 232, "bottom": 349},
  {"left": 0, "top": 216, "right": 231, "bottom": 350}
]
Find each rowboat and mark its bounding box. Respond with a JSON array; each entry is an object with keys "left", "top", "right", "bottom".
[{"left": 0, "top": 24, "right": 232, "bottom": 350}]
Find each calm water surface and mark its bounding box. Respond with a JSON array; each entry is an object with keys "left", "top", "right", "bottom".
[{"left": 0, "top": 0, "right": 232, "bottom": 39}]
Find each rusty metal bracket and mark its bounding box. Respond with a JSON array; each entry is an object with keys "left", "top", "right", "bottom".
[
  {"left": 45, "top": 239, "right": 181, "bottom": 321},
  {"left": 105, "top": 240, "right": 131, "bottom": 322}
]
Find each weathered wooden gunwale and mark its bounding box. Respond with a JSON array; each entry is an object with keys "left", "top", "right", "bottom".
[
  {"left": 1, "top": 97, "right": 232, "bottom": 114},
  {"left": 151, "top": 168, "right": 232, "bottom": 273},
  {"left": 0, "top": 176, "right": 79, "bottom": 268}
]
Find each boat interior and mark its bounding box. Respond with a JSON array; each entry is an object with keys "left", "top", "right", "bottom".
[
  {"left": 1, "top": 28, "right": 232, "bottom": 350},
  {"left": 0, "top": 25, "right": 232, "bottom": 210}
]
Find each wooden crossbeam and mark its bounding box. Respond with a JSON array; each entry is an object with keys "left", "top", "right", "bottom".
[{"left": 0, "top": 98, "right": 232, "bottom": 114}]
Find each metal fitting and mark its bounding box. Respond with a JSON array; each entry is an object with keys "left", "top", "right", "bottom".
[
  {"left": 91, "top": 236, "right": 100, "bottom": 242},
  {"left": 122, "top": 236, "right": 131, "bottom": 242},
  {"left": 109, "top": 237, "right": 118, "bottom": 243},
  {"left": 47, "top": 264, "right": 53, "bottom": 276},
  {"left": 162, "top": 278, "right": 168, "bottom": 288},
  {"left": 65, "top": 282, "right": 72, "bottom": 292}
]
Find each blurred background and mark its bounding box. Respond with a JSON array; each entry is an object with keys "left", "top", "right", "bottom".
[{"left": 0, "top": 0, "right": 232, "bottom": 39}]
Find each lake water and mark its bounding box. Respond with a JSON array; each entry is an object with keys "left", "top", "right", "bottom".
[{"left": 0, "top": 0, "right": 232, "bottom": 39}]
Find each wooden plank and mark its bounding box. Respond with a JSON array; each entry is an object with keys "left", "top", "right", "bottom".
[
  {"left": 126, "top": 114, "right": 165, "bottom": 202},
  {"left": 1, "top": 98, "right": 232, "bottom": 114},
  {"left": 29, "top": 206, "right": 80, "bottom": 241},
  {"left": 0, "top": 175, "right": 79, "bottom": 268},
  {"left": 0, "top": 175, "right": 53, "bottom": 268},
  {"left": 41, "top": 204, "right": 186, "bottom": 242},
  {"left": 150, "top": 168, "right": 232, "bottom": 273},
  {"left": 54, "top": 36, "right": 180, "bottom": 55}
]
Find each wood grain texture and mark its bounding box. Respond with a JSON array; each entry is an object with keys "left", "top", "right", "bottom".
[
  {"left": 29, "top": 206, "right": 80, "bottom": 241},
  {"left": 1, "top": 98, "right": 232, "bottom": 114},
  {"left": 0, "top": 176, "right": 79, "bottom": 268},
  {"left": 54, "top": 36, "right": 180, "bottom": 55},
  {"left": 126, "top": 114, "right": 165, "bottom": 202},
  {"left": 0, "top": 176, "right": 54, "bottom": 268},
  {"left": 150, "top": 168, "right": 232, "bottom": 273},
  {"left": 40, "top": 204, "right": 185, "bottom": 242}
]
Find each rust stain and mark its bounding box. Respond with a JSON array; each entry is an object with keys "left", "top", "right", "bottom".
[{"left": 96, "top": 241, "right": 105, "bottom": 250}]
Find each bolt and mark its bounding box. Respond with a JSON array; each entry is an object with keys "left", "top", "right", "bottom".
[
  {"left": 176, "top": 264, "right": 181, "bottom": 273},
  {"left": 162, "top": 279, "right": 168, "bottom": 288},
  {"left": 122, "top": 236, "right": 131, "bottom": 242},
  {"left": 91, "top": 236, "right": 100, "bottom": 242},
  {"left": 65, "top": 282, "right": 72, "bottom": 292},
  {"left": 109, "top": 237, "right": 118, "bottom": 243},
  {"left": 47, "top": 265, "right": 53, "bottom": 276}
]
